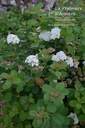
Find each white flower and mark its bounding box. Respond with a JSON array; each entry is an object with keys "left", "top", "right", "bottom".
[
  {"left": 52, "top": 51, "right": 67, "bottom": 62},
  {"left": 7, "top": 34, "right": 20, "bottom": 44},
  {"left": 36, "top": 27, "right": 41, "bottom": 32},
  {"left": 51, "top": 27, "right": 61, "bottom": 40},
  {"left": 83, "top": 61, "right": 85, "bottom": 66},
  {"left": 65, "top": 56, "right": 74, "bottom": 67},
  {"left": 39, "top": 31, "right": 51, "bottom": 41},
  {"left": 25, "top": 54, "right": 39, "bottom": 67},
  {"left": 53, "top": 79, "right": 57, "bottom": 83},
  {"left": 10, "top": 0, "right": 17, "bottom": 6},
  {"left": 67, "top": 113, "right": 79, "bottom": 124}
]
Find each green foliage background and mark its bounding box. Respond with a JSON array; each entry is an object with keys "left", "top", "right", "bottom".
[{"left": 0, "top": 0, "right": 85, "bottom": 128}]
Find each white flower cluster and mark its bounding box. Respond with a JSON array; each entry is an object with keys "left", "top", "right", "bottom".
[
  {"left": 39, "top": 31, "right": 51, "bottom": 41},
  {"left": 25, "top": 54, "right": 39, "bottom": 67},
  {"left": 66, "top": 56, "right": 74, "bottom": 67},
  {"left": 83, "top": 61, "right": 85, "bottom": 66},
  {"left": 52, "top": 51, "right": 67, "bottom": 62},
  {"left": 51, "top": 28, "right": 61, "bottom": 40},
  {"left": 67, "top": 113, "right": 79, "bottom": 124},
  {"left": 52, "top": 51, "right": 79, "bottom": 68},
  {"left": 7, "top": 34, "right": 20, "bottom": 44},
  {"left": 39, "top": 27, "right": 61, "bottom": 41}
]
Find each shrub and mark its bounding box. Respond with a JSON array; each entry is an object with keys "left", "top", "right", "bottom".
[{"left": 0, "top": 1, "right": 85, "bottom": 128}]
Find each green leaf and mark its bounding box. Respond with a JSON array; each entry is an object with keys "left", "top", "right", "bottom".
[
  {"left": 67, "top": 27, "right": 72, "bottom": 35},
  {"left": 16, "top": 81, "right": 25, "bottom": 93},
  {"left": 66, "top": 34, "right": 75, "bottom": 42},
  {"left": 4, "top": 92, "right": 12, "bottom": 102},
  {"left": 61, "top": 28, "right": 67, "bottom": 37},
  {"left": 1, "top": 73, "right": 9, "bottom": 79},
  {"left": 81, "top": 105, "right": 85, "bottom": 114},
  {"left": 19, "top": 110, "right": 27, "bottom": 121},
  {"left": 41, "top": 119, "right": 49, "bottom": 128},
  {"left": 42, "top": 84, "right": 52, "bottom": 93},
  {"left": 61, "top": 71, "right": 67, "bottom": 78},
  {"left": 46, "top": 103, "right": 57, "bottom": 113},
  {"left": 55, "top": 71, "right": 61, "bottom": 77},
  {"left": 79, "top": 115, "right": 85, "bottom": 122},
  {"left": 76, "top": 103, "right": 82, "bottom": 109},
  {"left": 69, "top": 100, "right": 78, "bottom": 107},
  {"left": 78, "top": 45, "right": 85, "bottom": 52},
  {"left": 75, "top": 92, "right": 80, "bottom": 99},
  {"left": 82, "top": 29, "right": 85, "bottom": 37},
  {"left": 59, "top": 62, "right": 67, "bottom": 70},
  {"left": 35, "top": 3, "right": 44, "bottom": 10},
  {"left": 66, "top": 45, "right": 75, "bottom": 55},
  {"left": 12, "top": 78, "right": 21, "bottom": 84},
  {"left": 74, "top": 83, "right": 82, "bottom": 90},
  {"left": 81, "top": 96, "right": 85, "bottom": 103},
  {"left": 2, "top": 51, "right": 14, "bottom": 58},
  {"left": 49, "top": 69, "right": 55, "bottom": 74},
  {"left": 27, "top": 19, "right": 38, "bottom": 27},
  {"left": 9, "top": 106, "right": 19, "bottom": 117},
  {"left": 52, "top": 113, "right": 64, "bottom": 125},
  {"left": 81, "top": 39, "right": 85, "bottom": 45},
  {"left": 10, "top": 70, "right": 17, "bottom": 78},
  {"left": 44, "top": 93, "right": 50, "bottom": 101},
  {"left": 29, "top": 110, "right": 37, "bottom": 117},
  {"left": 4, "top": 115, "right": 11, "bottom": 126},
  {"left": 3, "top": 79, "right": 12, "bottom": 89},
  {"left": 0, "top": 56, "right": 2, "bottom": 61},
  {"left": 56, "top": 82, "right": 64, "bottom": 91},
  {"left": 25, "top": 124, "right": 32, "bottom": 128}
]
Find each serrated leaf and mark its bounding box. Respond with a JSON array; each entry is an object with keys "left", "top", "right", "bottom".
[
  {"left": 44, "top": 93, "right": 50, "bottom": 101},
  {"left": 3, "top": 80, "right": 12, "bottom": 89},
  {"left": 75, "top": 92, "right": 80, "bottom": 99},
  {"left": 76, "top": 103, "right": 82, "bottom": 109},
  {"left": 56, "top": 82, "right": 64, "bottom": 91},
  {"left": 67, "top": 27, "right": 72, "bottom": 35},
  {"left": 25, "top": 124, "right": 32, "bottom": 128},
  {"left": 55, "top": 71, "right": 61, "bottom": 77},
  {"left": 1, "top": 73, "right": 9, "bottom": 79},
  {"left": 13, "top": 78, "right": 21, "bottom": 84},
  {"left": 29, "top": 110, "right": 37, "bottom": 117},
  {"left": 4, "top": 92, "right": 12, "bottom": 102},
  {"left": 16, "top": 81, "right": 24, "bottom": 93},
  {"left": 66, "top": 34, "right": 74, "bottom": 42},
  {"left": 35, "top": 3, "right": 44, "bottom": 10},
  {"left": 69, "top": 100, "right": 78, "bottom": 107},
  {"left": 81, "top": 96, "right": 85, "bottom": 103},
  {"left": 46, "top": 103, "right": 57, "bottom": 113},
  {"left": 52, "top": 113, "right": 64, "bottom": 125},
  {"left": 42, "top": 84, "right": 52, "bottom": 93},
  {"left": 9, "top": 106, "right": 19, "bottom": 117},
  {"left": 19, "top": 110, "right": 27, "bottom": 121},
  {"left": 81, "top": 105, "right": 85, "bottom": 114},
  {"left": 10, "top": 70, "right": 17, "bottom": 78},
  {"left": 4, "top": 115, "right": 11, "bottom": 126}
]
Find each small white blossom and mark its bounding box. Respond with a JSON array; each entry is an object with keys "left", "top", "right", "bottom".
[
  {"left": 53, "top": 79, "right": 57, "bottom": 83},
  {"left": 52, "top": 51, "right": 67, "bottom": 62},
  {"left": 67, "top": 113, "right": 79, "bottom": 124},
  {"left": 39, "top": 31, "right": 51, "bottom": 41},
  {"left": 25, "top": 54, "right": 39, "bottom": 67},
  {"left": 51, "top": 27, "right": 61, "bottom": 40},
  {"left": 83, "top": 61, "right": 85, "bottom": 66},
  {"left": 36, "top": 27, "right": 41, "bottom": 32},
  {"left": 65, "top": 56, "right": 74, "bottom": 67},
  {"left": 7, "top": 34, "right": 20, "bottom": 44}
]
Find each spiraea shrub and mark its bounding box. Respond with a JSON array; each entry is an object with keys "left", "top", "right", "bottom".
[{"left": 0, "top": 1, "right": 85, "bottom": 128}]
